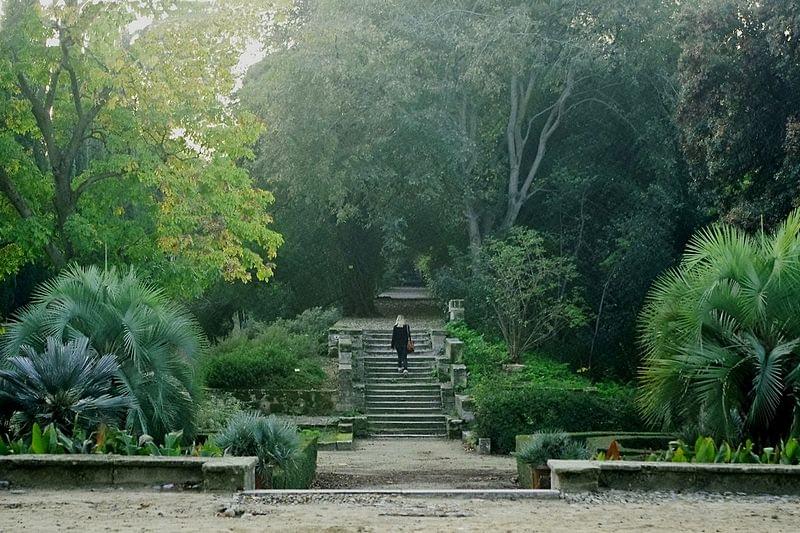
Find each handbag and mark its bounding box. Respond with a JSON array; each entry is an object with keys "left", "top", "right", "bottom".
[{"left": 406, "top": 325, "right": 415, "bottom": 353}]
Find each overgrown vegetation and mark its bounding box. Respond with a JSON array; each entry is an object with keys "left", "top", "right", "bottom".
[
  {"left": 213, "top": 412, "right": 301, "bottom": 487},
  {"left": 449, "top": 321, "right": 642, "bottom": 453},
  {"left": 516, "top": 430, "right": 592, "bottom": 466},
  {"left": 0, "top": 336, "right": 128, "bottom": 435},
  {"left": 639, "top": 209, "right": 800, "bottom": 444},
  {"left": 199, "top": 307, "right": 339, "bottom": 392},
  {"left": 1, "top": 266, "right": 204, "bottom": 440}
]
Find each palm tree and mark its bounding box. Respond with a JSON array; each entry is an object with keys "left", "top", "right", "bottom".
[
  {"left": 639, "top": 209, "right": 800, "bottom": 443},
  {"left": 0, "top": 336, "right": 129, "bottom": 435},
  {"left": 1, "top": 265, "right": 205, "bottom": 439}
]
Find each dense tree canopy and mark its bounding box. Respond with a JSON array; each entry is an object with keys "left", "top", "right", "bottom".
[{"left": 0, "top": 0, "right": 284, "bottom": 295}]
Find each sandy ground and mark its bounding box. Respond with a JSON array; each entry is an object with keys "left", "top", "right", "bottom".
[
  {"left": 315, "top": 438, "right": 517, "bottom": 489},
  {"left": 1, "top": 489, "right": 799, "bottom": 532}
]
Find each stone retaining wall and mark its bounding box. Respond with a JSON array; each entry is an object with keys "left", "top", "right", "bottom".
[
  {"left": 548, "top": 460, "right": 800, "bottom": 495},
  {"left": 208, "top": 388, "right": 337, "bottom": 416},
  {"left": 0, "top": 455, "right": 257, "bottom": 492}
]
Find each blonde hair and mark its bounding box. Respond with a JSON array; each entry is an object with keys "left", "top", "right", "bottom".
[{"left": 395, "top": 315, "right": 406, "bottom": 327}]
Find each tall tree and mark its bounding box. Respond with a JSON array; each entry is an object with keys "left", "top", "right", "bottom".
[
  {"left": 0, "top": 0, "right": 285, "bottom": 295},
  {"left": 676, "top": 0, "right": 800, "bottom": 227}
]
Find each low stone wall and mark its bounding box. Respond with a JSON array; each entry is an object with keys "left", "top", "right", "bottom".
[
  {"left": 548, "top": 460, "right": 800, "bottom": 495},
  {"left": 209, "top": 388, "right": 337, "bottom": 416},
  {"left": 0, "top": 455, "right": 256, "bottom": 492}
]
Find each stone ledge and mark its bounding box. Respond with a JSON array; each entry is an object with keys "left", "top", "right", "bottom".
[
  {"left": 0, "top": 454, "right": 257, "bottom": 492},
  {"left": 548, "top": 460, "right": 800, "bottom": 495}
]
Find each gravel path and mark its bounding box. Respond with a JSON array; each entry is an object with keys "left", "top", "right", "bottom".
[
  {"left": 314, "top": 438, "right": 517, "bottom": 489},
  {"left": 2, "top": 489, "right": 799, "bottom": 532}
]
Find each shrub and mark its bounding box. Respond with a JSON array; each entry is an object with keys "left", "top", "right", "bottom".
[
  {"left": 480, "top": 228, "right": 586, "bottom": 363},
  {"left": 1, "top": 265, "right": 204, "bottom": 440},
  {"left": 517, "top": 430, "right": 591, "bottom": 466},
  {"left": 200, "top": 326, "right": 326, "bottom": 390},
  {"left": 473, "top": 383, "right": 643, "bottom": 454},
  {"left": 273, "top": 306, "right": 342, "bottom": 355},
  {"left": 0, "top": 337, "right": 129, "bottom": 436},
  {"left": 195, "top": 391, "right": 245, "bottom": 433},
  {"left": 214, "top": 412, "right": 301, "bottom": 485},
  {"left": 639, "top": 209, "right": 800, "bottom": 443}
]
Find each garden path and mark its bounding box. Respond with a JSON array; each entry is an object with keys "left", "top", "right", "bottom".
[
  {"left": 2, "top": 489, "right": 799, "bottom": 532},
  {"left": 314, "top": 438, "right": 517, "bottom": 489}
]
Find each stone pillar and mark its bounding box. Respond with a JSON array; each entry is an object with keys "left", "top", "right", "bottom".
[
  {"left": 440, "top": 382, "right": 455, "bottom": 413},
  {"left": 327, "top": 328, "right": 340, "bottom": 358},
  {"left": 478, "top": 438, "right": 491, "bottom": 455},
  {"left": 337, "top": 364, "right": 353, "bottom": 411},
  {"left": 337, "top": 334, "right": 354, "bottom": 411},
  {"left": 446, "top": 418, "right": 464, "bottom": 439},
  {"left": 451, "top": 364, "right": 467, "bottom": 389},
  {"left": 445, "top": 338, "right": 464, "bottom": 363},
  {"left": 431, "top": 329, "right": 447, "bottom": 355},
  {"left": 448, "top": 299, "right": 465, "bottom": 322},
  {"left": 455, "top": 394, "right": 475, "bottom": 423}
]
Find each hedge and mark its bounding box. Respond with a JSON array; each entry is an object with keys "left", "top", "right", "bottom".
[{"left": 474, "top": 383, "right": 644, "bottom": 454}]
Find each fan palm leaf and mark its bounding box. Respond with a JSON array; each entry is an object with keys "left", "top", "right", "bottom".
[
  {"left": 1, "top": 265, "right": 205, "bottom": 440},
  {"left": 639, "top": 208, "right": 800, "bottom": 443},
  {"left": 0, "top": 336, "right": 130, "bottom": 434}
]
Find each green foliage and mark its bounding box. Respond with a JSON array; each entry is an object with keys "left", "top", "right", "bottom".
[
  {"left": 474, "top": 384, "right": 643, "bottom": 454},
  {"left": 271, "top": 433, "right": 318, "bottom": 489},
  {"left": 214, "top": 412, "right": 301, "bottom": 485},
  {"left": 648, "top": 436, "right": 800, "bottom": 465},
  {"left": 516, "top": 430, "right": 591, "bottom": 466},
  {"left": 639, "top": 209, "right": 800, "bottom": 443},
  {"left": 195, "top": 392, "right": 246, "bottom": 433},
  {"left": 0, "top": 422, "right": 218, "bottom": 457},
  {"left": 272, "top": 306, "right": 342, "bottom": 355},
  {"left": 0, "top": 0, "right": 284, "bottom": 293},
  {"left": 0, "top": 336, "right": 128, "bottom": 435},
  {"left": 676, "top": 0, "right": 800, "bottom": 226},
  {"left": 481, "top": 228, "right": 587, "bottom": 363},
  {"left": 200, "top": 325, "right": 326, "bottom": 390},
  {"left": 1, "top": 265, "right": 204, "bottom": 440}
]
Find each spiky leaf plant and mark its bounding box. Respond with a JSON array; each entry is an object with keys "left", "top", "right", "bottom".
[
  {"left": 639, "top": 209, "right": 800, "bottom": 443},
  {"left": 1, "top": 265, "right": 205, "bottom": 440},
  {"left": 214, "top": 411, "right": 300, "bottom": 485},
  {"left": 0, "top": 336, "right": 129, "bottom": 435}
]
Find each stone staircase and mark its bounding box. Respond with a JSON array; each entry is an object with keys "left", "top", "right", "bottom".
[{"left": 363, "top": 329, "right": 447, "bottom": 438}]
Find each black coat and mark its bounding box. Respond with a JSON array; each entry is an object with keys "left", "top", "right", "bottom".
[{"left": 390, "top": 325, "right": 410, "bottom": 350}]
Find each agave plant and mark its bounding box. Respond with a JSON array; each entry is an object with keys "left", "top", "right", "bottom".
[
  {"left": 214, "top": 412, "right": 300, "bottom": 485},
  {"left": 0, "top": 337, "right": 129, "bottom": 435},
  {"left": 1, "top": 265, "right": 205, "bottom": 440},
  {"left": 639, "top": 209, "right": 800, "bottom": 443}
]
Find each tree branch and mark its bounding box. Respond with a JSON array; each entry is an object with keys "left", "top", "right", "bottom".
[{"left": 74, "top": 169, "right": 127, "bottom": 199}]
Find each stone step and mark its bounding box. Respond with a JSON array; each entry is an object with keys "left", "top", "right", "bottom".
[
  {"left": 366, "top": 374, "right": 433, "bottom": 381},
  {"left": 369, "top": 421, "right": 447, "bottom": 432},
  {"left": 366, "top": 400, "right": 442, "bottom": 408},
  {"left": 365, "top": 364, "right": 435, "bottom": 371},
  {"left": 363, "top": 332, "right": 431, "bottom": 338},
  {"left": 366, "top": 394, "right": 441, "bottom": 402},
  {"left": 367, "top": 375, "right": 435, "bottom": 382},
  {"left": 366, "top": 406, "right": 443, "bottom": 414},
  {"left": 371, "top": 433, "right": 447, "bottom": 439},
  {"left": 366, "top": 382, "right": 440, "bottom": 390},
  {"left": 368, "top": 413, "right": 446, "bottom": 422},
  {"left": 363, "top": 356, "right": 436, "bottom": 362}
]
